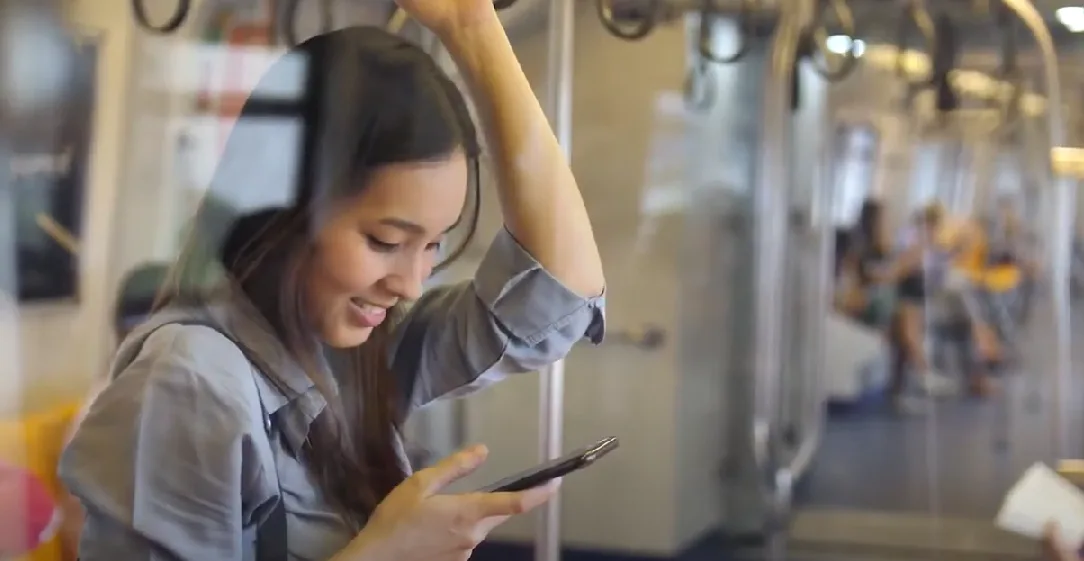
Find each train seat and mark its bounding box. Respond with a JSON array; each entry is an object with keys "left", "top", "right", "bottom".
[
  {"left": 825, "top": 312, "right": 888, "bottom": 402},
  {"left": 0, "top": 400, "right": 84, "bottom": 561}
]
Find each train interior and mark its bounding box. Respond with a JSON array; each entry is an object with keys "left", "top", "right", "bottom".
[{"left": 4, "top": 0, "right": 1084, "bottom": 560}]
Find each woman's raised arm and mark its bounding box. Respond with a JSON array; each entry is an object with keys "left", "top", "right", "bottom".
[{"left": 421, "top": 1, "right": 605, "bottom": 298}]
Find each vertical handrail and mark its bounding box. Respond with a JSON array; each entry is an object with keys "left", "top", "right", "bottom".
[
  {"left": 997, "top": 0, "right": 1072, "bottom": 461},
  {"left": 788, "top": 116, "right": 836, "bottom": 479},
  {"left": 751, "top": 1, "right": 811, "bottom": 556},
  {"left": 537, "top": 0, "right": 575, "bottom": 557}
]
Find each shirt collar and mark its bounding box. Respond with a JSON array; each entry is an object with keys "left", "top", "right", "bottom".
[{"left": 203, "top": 286, "right": 330, "bottom": 453}]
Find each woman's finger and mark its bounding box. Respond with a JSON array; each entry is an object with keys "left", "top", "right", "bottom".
[{"left": 469, "top": 479, "right": 561, "bottom": 519}]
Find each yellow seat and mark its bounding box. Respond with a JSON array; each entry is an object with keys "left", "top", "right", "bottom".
[
  {"left": 0, "top": 401, "right": 84, "bottom": 561},
  {"left": 982, "top": 266, "right": 1022, "bottom": 293}
]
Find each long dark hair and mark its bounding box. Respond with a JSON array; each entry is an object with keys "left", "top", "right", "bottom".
[
  {"left": 854, "top": 199, "right": 884, "bottom": 253},
  {"left": 159, "top": 26, "right": 481, "bottom": 527}
]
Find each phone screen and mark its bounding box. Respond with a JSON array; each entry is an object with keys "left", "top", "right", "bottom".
[{"left": 478, "top": 437, "right": 619, "bottom": 493}]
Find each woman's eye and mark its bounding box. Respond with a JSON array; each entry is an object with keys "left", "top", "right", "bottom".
[
  {"left": 366, "top": 235, "right": 399, "bottom": 253},
  {"left": 425, "top": 241, "right": 442, "bottom": 252}
]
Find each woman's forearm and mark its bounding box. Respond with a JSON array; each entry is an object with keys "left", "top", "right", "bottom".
[{"left": 438, "top": 12, "right": 605, "bottom": 298}]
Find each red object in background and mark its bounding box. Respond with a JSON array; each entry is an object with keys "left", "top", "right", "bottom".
[{"left": 0, "top": 462, "right": 60, "bottom": 556}]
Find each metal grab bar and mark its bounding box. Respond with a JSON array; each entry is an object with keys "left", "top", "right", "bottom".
[
  {"left": 998, "top": 0, "right": 1073, "bottom": 463},
  {"left": 929, "top": 13, "right": 960, "bottom": 113},
  {"left": 131, "top": 0, "right": 191, "bottom": 34},
  {"left": 803, "top": 0, "right": 859, "bottom": 82},
  {"left": 684, "top": 0, "right": 755, "bottom": 111},
  {"left": 282, "top": 0, "right": 334, "bottom": 47},
  {"left": 596, "top": 0, "right": 661, "bottom": 40},
  {"left": 789, "top": 121, "right": 837, "bottom": 482},
  {"left": 699, "top": 0, "right": 754, "bottom": 63},
  {"left": 894, "top": 0, "right": 936, "bottom": 88},
  {"left": 752, "top": 0, "right": 814, "bottom": 554},
  {"left": 683, "top": 60, "right": 717, "bottom": 111},
  {"left": 536, "top": 0, "right": 575, "bottom": 557},
  {"left": 991, "top": 1, "right": 1023, "bottom": 128}
]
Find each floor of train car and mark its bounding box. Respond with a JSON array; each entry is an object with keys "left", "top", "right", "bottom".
[
  {"left": 474, "top": 312, "right": 1078, "bottom": 561},
  {"left": 472, "top": 396, "right": 1047, "bottom": 561}
]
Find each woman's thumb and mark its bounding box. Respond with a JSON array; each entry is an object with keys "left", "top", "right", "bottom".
[{"left": 417, "top": 445, "right": 489, "bottom": 495}]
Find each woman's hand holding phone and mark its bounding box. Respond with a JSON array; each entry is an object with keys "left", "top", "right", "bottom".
[{"left": 341, "top": 445, "right": 559, "bottom": 561}]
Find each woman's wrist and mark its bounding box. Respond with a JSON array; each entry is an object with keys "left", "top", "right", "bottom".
[
  {"left": 435, "top": 8, "right": 507, "bottom": 65},
  {"left": 333, "top": 529, "right": 393, "bottom": 561}
]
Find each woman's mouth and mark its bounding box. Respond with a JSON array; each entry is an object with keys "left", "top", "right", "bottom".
[{"left": 348, "top": 298, "right": 388, "bottom": 328}]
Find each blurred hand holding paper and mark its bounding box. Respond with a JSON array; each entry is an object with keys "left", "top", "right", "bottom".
[{"left": 997, "top": 462, "right": 1084, "bottom": 548}]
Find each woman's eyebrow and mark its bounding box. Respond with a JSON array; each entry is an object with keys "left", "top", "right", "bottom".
[{"left": 378, "top": 217, "right": 457, "bottom": 235}]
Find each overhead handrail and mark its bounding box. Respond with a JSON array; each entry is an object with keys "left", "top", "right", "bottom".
[
  {"left": 131, "top": 0, "right": 191, "bottom": 34},
  {"left": 929, "top": 13, "right": 960, "bottom": 113},
  {"left": 596, "top": 0, "right": 661, "bottom": 40},
  {"left": 991, "top": 1, "right": 1023, "bottom": 130},
  {"left": 994, "top": 1, "right": 1018, "bottom": 79},
  {"left": 698, "top": 0, "right": 754, "bottom": 64},
  {"left": 894, "top": 0, "right": 936, "bottom": 89},
  {"left": 803, "top": 0, "right": 859, "bottom": 82},
  {"left": 282, "top": 0, "right": 334, "bottom": 47}
]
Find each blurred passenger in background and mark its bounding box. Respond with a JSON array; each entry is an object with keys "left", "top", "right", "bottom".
[
  {"left": 834, "top": 199, "right": 955, "bottom": 413},
  {"left": 892, "top": 204, "right": 958, "bottom": 406},
  {"left": 835, "top": 200, "right": 895, "bottom": 328}
]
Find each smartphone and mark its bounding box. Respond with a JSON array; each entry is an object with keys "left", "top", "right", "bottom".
[{"left": 478, "top": 437, "right": 619, "bottom": 493}]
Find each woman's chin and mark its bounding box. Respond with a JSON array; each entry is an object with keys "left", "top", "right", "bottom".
[{"left": 323, "top": 325, "right": 374, "bottom": 348}]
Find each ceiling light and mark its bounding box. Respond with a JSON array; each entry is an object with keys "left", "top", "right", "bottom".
[
  {"left": 826, "top": 35, "right": 866, "bottom": 57},
  {"left": 1056, "top": 6, "right": 1084, "bottom": 32}
]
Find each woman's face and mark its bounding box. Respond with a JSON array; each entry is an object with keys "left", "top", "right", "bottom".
[{"left": 300, "top": 151, "right": 468, "bottom": 348}]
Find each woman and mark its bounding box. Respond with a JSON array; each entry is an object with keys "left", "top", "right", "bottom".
[
  {"left": 890, "top": 204, "right": 958, "bottom": 406},
  {"left": 836, "top": 200, "right": 949, "bottom": 412},
  {"left": 59, "top": 1, "right": 606, "bottom": 559},
  {"left": 836, "top": 200, "right": 894, "bottom": 328}
]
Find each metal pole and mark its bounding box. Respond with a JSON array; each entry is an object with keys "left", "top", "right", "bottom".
[
  {"left": 998, "top": 0, "right": 1072, "bottom": 461},
  {"left": 537, "top": 0, "right": 574, "bottom": 557},
  {"left": 752, "top": 1, "right": 810, "bottom": 559}
]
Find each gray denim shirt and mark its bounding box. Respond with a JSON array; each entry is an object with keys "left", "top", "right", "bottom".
[{"left": 59, "top": 228, "right": 606, "bottom": 561}]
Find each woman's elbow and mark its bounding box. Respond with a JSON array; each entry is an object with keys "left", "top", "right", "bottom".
[{"left": 497, "top": 300, "right": 606, "bottom": 372}]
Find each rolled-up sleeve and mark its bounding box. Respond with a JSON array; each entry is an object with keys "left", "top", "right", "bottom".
[
  {"left": 390, "top": 228, "right": 606, "bottom": 410},
  {"left": 59, "top": 327, "right": 254, "bottom": 561}
]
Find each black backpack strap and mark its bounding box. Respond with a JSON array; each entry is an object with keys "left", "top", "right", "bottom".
[
  {"left": 114, "top": 319, "right": 289, "bottom": 561},
  {"left": 249, "top": 374, "right": 288, "bottom": 561}
]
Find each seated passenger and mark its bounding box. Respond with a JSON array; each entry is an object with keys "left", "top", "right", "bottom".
[
  {"left": 835, "top": 200, "right": 895, "bottom": 328},
  {"left": 60, "top": 13, "right": 606, "bottom": 561},
  {"left": 890, "top": 204, "right": 959, "bottom": 410},
  {"left": 937, "top": 204, "right": 1028, "bottom": 395},
  {"left": 835, "top": 200, "right": 954, "bottom": 413}
]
